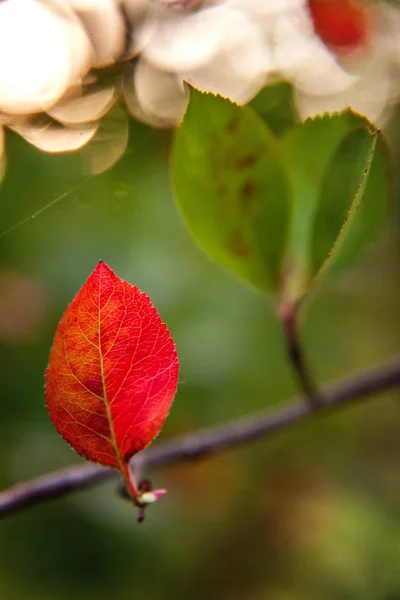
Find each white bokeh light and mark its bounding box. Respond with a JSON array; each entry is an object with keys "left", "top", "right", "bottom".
[{"left": 0, "top": 0, "right": 92, "bottom": 114}]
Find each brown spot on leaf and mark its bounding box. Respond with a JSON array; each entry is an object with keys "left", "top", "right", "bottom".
[
  {"left": 226, "top": 117, "right": 239, "bottom": 134},
  {"left": 229, "top": 231, "right": 250, "bottom": 258},
  {"left": 240, "top": 180, "right": 256, "bottom": 203},
  {"left": 236, "top": 154, "right": 257, "bottom": 170}
]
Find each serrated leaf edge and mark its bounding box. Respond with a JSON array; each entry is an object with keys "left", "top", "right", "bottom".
[{"left": 311, "top": 128, "right": 380, "bottom": 285}]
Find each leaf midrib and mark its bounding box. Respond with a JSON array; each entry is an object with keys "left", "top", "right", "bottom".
[{"left": 97, "top": 270, "right": 125, "bottom": 476}]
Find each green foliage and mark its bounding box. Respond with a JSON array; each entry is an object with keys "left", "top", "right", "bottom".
[
  {"left": 280, "top": 112, "right": 362, "bottom": 303},
  {"left": 172, "top": 89, "right": 291, "bottom": 294},
  {"left": 172, "top": 90, "right": 390, "bottom": 314},
  {"left": 249, "top": 81, "right": 296, "bottom": 136},
  {"left": 312, "top": 127, "right": 388, "bottom": 284},
  {"left": 281, "top": 114, "right": 388, "bottom": 306}
]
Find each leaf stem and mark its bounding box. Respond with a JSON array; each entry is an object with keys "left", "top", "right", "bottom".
[
  {"left": 123, "top": 462, "right": 139, "bottom": 500},
  {"left": 279, "top": 302, "right": 321, "bottom": 408}
]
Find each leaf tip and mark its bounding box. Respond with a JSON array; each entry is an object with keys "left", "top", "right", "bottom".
[
  {"left": 186, "top": 84, "right": 240, "bottom": 108},
  {"left": 93, "top": 259, "right": 115, "bottom": 279}
]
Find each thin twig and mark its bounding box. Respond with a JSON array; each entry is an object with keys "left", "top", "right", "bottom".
[{"left": 0, "top": 356, "right": 400, "bottom": 519}]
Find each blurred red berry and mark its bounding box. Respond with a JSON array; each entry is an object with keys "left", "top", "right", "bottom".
[{"left": 307, "top": 0, "right": 370, "bottom": 52}]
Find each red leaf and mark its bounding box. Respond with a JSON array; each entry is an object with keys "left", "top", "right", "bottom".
[
  {"left": 307, "top": 0, "right": 370, "bottom": 52},
  {"left": 45, "top": 261, "right": 179, "bottom": 500}
]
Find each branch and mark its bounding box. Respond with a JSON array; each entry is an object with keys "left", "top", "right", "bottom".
[{"left": 1, "top": 356, "right": 400, "bottom": 518}]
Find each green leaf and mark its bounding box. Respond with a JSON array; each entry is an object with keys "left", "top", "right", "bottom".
[
  {"left": 171, "top": 89, "right": 291, "bottom": 294},
  {"left": 312, "top": 127, "right": 388, "bottom": 284},
  {"left": 278, "top": 111, "right": 386, "bottom": 305},
  {"left": 172, "top": 96, "right": 390, "bottom": 308},
  {"left": 249, "top": 82, "right": 296, "bottom": 136}
]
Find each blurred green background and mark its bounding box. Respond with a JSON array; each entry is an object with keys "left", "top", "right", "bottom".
[{"left": 0, "top": 99, "right": 399, "bottom": 600}]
